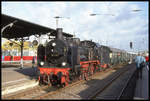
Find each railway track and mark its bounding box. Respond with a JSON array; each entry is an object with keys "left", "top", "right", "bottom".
[
  {"left": 2, "top": 63, "right": 127, "bottom": 99},
  {"left": 32, "top": 69, "right": 109, "bottom": 99},
  {"left": 117, "top": 67, "right": 137, "bottom": 100},
  {"left": 33, "top": 79, "right": 85, "bottom": 99},
  {"left": 88, "top": 63, "right": 136, "bottom": 100},
  {"left": 32, "top": 64, "right": 127, "bottom": 99}
]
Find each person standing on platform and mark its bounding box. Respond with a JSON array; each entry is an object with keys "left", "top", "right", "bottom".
[
  {"left": 145, "top": 53, "right": 149, "bottom": 70},
  {"left": 134, "top": 53, "right": 146, "bottom": 79},
  {"left": 140, "top": 54, "right": 146, "bottom": 69}
]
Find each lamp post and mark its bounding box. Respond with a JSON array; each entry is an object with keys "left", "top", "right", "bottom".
[
  {"left": 90, "top": 13, "right": 115, "bottom": 16},
  {"left": 54, "top": 16, "right": 70, "bottom": 29},
  {"left": 1, "top": 20, "right": 17, "bottom": 36},
  {"left": 54, "top": 16, "right": 77, "bottom": 38},
  {"left": 131, "top": 8, "right": 142, "bottom": 53},
  {"left": 132, "top": 9, "right": 142, "bottom": 12}
]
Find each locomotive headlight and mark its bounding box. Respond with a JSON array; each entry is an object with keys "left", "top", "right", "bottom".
[
  {"left": 40, "top": 61, "right": 44, "bottom": 66},
  {"left": 62, "top": 62, "right": 66, "bottom": 66},
  {"left": 52, "top": 42, "right": 56, "bottom": 46}
]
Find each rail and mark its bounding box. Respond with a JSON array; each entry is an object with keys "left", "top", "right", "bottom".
[{"left": 87, "top": 64, "right": 133, "bottom": 99}]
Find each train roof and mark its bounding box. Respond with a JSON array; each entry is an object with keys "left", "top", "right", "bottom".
[
  {"left": 99, "top": 45, "right": 111, "bottom": 51},
  {"left": 95, "top": 43, "right": 101, "bottom": 47},
  {"left": 80, "top": 40, "right": 98, "bottom": 48},
  {"left": 109, "top": 47, "right": 126, "bottom": 53}
]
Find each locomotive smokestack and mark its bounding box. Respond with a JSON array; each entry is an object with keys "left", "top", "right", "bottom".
[{"left": 56, "top": 28, "right": 64, "bottom": 40}]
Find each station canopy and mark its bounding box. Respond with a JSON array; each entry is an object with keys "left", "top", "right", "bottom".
[{"left": 1, "top": 14, "right": 73, "bottom": 39}]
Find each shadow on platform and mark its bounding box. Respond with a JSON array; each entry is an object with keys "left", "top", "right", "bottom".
[{"left": 14, "top": 67, "right": 38, "bottom": 80}]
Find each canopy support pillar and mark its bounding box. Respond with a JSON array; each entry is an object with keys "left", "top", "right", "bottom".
[{"left": 20, "top": 37, "right": 24, "bottom": 69}]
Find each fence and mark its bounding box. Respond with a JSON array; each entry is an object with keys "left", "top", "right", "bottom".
[{"left": 1, "top": 56, "right": 37, "bottom": 61}]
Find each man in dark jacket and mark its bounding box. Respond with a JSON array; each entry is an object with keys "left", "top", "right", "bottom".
[{"left": 134, "top": 53, "right": 146, "bottom": 79}]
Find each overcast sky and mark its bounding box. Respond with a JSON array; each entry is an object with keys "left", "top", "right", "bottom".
[{"left": 2, "top": 1, "right": 149, "bottom": 52}]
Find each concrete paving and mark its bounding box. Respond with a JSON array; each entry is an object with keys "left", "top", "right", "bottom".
[
  {"left": 1, "top": 65, "right": 38, "bottom": 95},
  {"left": 133, "top": 64, "right": 149, "bottom": 100}
]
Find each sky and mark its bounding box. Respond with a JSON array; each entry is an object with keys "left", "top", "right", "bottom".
[{"left": 1, "top": 1, "right": 149, "bottom": 52}]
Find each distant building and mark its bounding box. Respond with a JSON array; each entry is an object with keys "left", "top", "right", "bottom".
[{"left": 2, "top": 40, "right": 37, "bottom": 56}]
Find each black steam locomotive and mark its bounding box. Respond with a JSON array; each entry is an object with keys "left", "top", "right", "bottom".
[{"left": 37, "top": 28, "right": 133, "bottom": 87}]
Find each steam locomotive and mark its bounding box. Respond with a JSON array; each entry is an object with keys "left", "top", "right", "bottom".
[{"left": 37, "top": 28, "right": 134, "bottom": 87}]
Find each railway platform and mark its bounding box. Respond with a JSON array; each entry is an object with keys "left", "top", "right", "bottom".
[
  {"left": 2, "top": 65, "right": 39, "bottom": 96},
  {"left": 133, "top": 64, "right": 149, "bottom": 100}
]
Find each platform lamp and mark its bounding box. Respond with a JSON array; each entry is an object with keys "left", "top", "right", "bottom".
[
  {"left": 32, "top": 40, "right": 38, "bottom": 65},
  {"left": 32, "top": 40, "right": 38, "bottom": 51},
  {"left": 131, "top": 8, "right": 142, "bottom": 54},
  {"left": 1, "top": 20, "right": 17, "bottom": 36},
  {"left": 132, "top": 9, "right": 142, "bottom": 12},
  {"left": 90, "top": 13, "right": 115, "bottom": 16},
  {"left": 54, "top": 16, "right": 63, "bottom": 29},
  {"left": 54, "top": 16, "right": 70, "bottom": 29}
]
